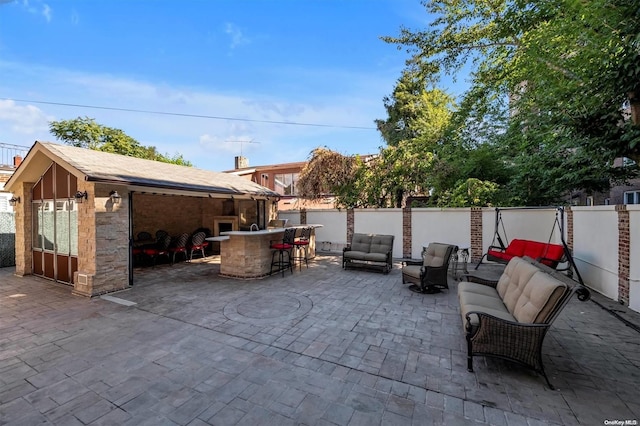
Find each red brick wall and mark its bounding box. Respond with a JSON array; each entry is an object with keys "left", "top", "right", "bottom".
[
  {"left": 346, "top": 209, "right": 354, "bottom": 245},
  {"left": 403, "top": 207, "right": 411, "bottom": 258},
  {"left": 470, "top": 207, "right": 483, "bottom": 262},
  {"left": 617, "top": 205, "right": 630, "bottom": 304}
]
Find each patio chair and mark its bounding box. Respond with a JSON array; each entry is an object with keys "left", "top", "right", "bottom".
[
  {"left": 188, "top": 231, "right": 208, "bottom": 261},
  {"left": 402, "top": 242, "right": 457, "bottom": 294},
  {"left": 133, "top": 231, "right": 154, "bottom": 265},
  {"left": 169, "top": 233, "right": 189, "bottom": 264},
  {"left": 292, "top": 227, "right": 313, "bottom": 269},
  {"left": 142, "top": 234, "right": 172, "bottom": 267},
  {"left": 270, "top": 228, "right": 296, "bottom": 276}
]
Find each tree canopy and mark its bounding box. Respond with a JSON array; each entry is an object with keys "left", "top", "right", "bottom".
[
  {"left": 383, "top": 0, "right": 640, "bottom": 204},
  {"left": 49, "top": 117, "right": 192, "bottom": 166}
]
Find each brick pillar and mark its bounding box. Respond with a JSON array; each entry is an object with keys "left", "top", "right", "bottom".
[
  {"left": 470, "top": 207, "right": 483, "bottom": 262},
  {"left": 300, "top": 208, "right": 307, "bottom": 225},
  {"left": 346, "top": 208, "right": 354, "bottom": 245},
  {"left": 403, "top": 207, "right": 412, "bottom": 258},
  {"left": 617, "top": 205, "right": 630, "bottom": 305},
  {"left": 565, "top": 206, "right": 573, "bottom": 251}
]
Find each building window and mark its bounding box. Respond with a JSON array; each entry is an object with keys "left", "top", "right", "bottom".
[
  {"left": 624, "top": 191, "right": 640, "bottom": 205},
  {"left": 274, "top": 173, "right": 299, "bottom": 196}
]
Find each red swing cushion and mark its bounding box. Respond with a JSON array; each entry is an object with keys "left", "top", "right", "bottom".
[{"left": 488, "top": 239, "right": 565, "bottom": 268}]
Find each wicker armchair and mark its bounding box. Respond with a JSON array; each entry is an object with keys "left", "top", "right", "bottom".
[{"left": 402, "top": 242, "right": 457, "bottom": 294}]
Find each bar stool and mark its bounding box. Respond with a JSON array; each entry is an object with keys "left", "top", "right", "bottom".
[
  {"left": 292, "top": 227, "right": 312, "bottom": 269},
  {"left": 270, "top": 228, "right": 296, "bottom": 276}
]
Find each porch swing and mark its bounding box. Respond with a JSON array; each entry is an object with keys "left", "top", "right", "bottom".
[{"left": 475, "top": 207, "right": 584, "bottom": 285}]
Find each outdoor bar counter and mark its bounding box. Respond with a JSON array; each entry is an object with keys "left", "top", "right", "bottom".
[{"left": 218, "top": 225, "right": 322, "bottom": 279}]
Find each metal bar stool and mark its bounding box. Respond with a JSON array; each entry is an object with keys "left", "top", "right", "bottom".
[
  {"left": 270, "top": 228, "right": 296, "bottom": 276},
  {"left": 292, "top": 227, "right": 313, "bottom": 269}
]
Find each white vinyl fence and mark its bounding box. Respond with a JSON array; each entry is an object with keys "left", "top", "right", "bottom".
[{"left": 280, "top": 206, "right": 640, "bottom": 313}]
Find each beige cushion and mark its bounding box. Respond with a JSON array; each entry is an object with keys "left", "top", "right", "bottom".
[
  {"left": 370, "top": 235, "right": 394, "bottom": 255},
  {"left": 511, "top": 271, "right": 567, "bottom": 323},
  {"left": 496, "top": 257, "right": 540, "bottom": 314},
  {"left": 343, "top": 250, "right": 368, "bottom": 260},
  {"left": 458, "top": 281, "right": 499, "bottom": 297},
  {"left": 423, "top": 243, "right": 452, "bottom": 268},
  {"left": 350, "top": 234, "right": 372, "bottom": 253},
  {"left": 458, "top": 281, "right": 516, "bottom": 328},
  {"left": 363, "top": 252, "right": 388, "bottom": 262},
  {"left": 402, "top": 264, "right": 422, "bottom": 279}
]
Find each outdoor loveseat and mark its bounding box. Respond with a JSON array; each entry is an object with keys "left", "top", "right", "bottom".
[
  {"left": 342, "top": 233, "right": 394, "bottom": 274},
  {"left": 459, "top": 256, "right": 590, "bottom": 388}
]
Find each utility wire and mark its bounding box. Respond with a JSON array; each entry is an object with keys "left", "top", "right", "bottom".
[{"left": 2, "top": 97, "right": 377, "bottom": 130}]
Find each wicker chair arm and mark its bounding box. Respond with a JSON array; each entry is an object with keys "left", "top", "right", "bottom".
[
  {"left": 465, "top": 311, "right": 550, "bottom": 348},
  {"left": 343, "top": 246, "right": 351, "bottom": 253},
  {"left": 487, "top": 245, "right": 506, "bottom": 252},
  {"left": 421, "top": 263, "right": 447, "bottom": 275},
  {"left": 403, "top": 259, "right": 423, "bottom": 266},
  {"left": 459, "top": 275, "right": 498, "bottom": 288}
]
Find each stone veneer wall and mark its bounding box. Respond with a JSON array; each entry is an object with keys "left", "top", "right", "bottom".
[
  {"left": 74, "top": 183, "right": 130, "bottom": 296},
  {"left": 14, "top": 182, "right": 33, "bottom": 276}
]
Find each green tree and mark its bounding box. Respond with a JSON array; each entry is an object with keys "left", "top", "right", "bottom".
[
  {"left": 374, "top": 69, "right": 455, "bottom": 207},
  {"left": 49, "top": 117, "right": 192, "bottom": 166},
  {"left": 384, "top": 0, "right": 640, "bottom": 202}
]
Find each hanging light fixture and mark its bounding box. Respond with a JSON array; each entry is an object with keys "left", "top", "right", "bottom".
[
  {"left": 109, "top": 190, "right": 122, "bottom": 204},
  {"left": 75, "top": 191, "right": 88, "bottom": 203},
  {"left": 9, "top": 196, "right": 20, "bottom": 206}
]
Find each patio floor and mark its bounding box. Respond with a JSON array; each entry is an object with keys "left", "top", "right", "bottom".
[{"left": 1, "top": 255, "right": 639, "bottom": 425}]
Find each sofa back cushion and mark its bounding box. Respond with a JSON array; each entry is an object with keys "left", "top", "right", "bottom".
[
  {"left": 497, "top": 257, "right": 568, "bottom": 323},
  {"left": 350, "top": 233, "right": 372, "bottom": 252},
  {"left": 370, "top": 234, "right": 394, "bottom": 255},
  {"left": 512, "top": 271, "right": 568, "bottom": 323},
  {"left": 496, "top": 257, "right": 540, "bottom": 312},
  {"left": 423, "top": 242, "right": 453, "bottom": 268}
]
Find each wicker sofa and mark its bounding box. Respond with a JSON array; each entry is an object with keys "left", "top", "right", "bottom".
[
  {"left": 342, "top": 233, "right": 394, "bottom": 274},
  {"left": 458, "top": 256, "right": 590, "bottom": 388}
]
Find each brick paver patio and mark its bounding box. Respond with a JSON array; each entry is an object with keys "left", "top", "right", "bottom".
[{"left": 1, "top": 255, "right": 639, "bottom": 425}]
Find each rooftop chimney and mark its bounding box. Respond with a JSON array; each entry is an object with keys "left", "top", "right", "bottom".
[
  {"left": 13, "top": 155, "right": 22, "bottom": 168},
  {"left": 235, "top": 156, "right": 248, "bottom": 169}
]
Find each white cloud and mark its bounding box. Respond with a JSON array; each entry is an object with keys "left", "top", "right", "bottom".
[
  {"left": 17, "top": 0, "right": 51, "bottom": 21},
  {"left": 0, "top": 60, "right": 385, "bottom": 170},
  {"left": 42, "top": 3, "right": 51, "bottom": 21},
  {"left": 0, "top": 99, "right": 53, "bottom": 136},
  {"left": 70, "top": 8, "right": 78, "bottom": 25},
  {"left": 224, "top": 22, "right": 250, "bottom": 49}
]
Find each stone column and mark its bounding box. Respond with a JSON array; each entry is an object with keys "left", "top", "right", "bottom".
[
  {"left": 617, "top": 205, "right": 630, "bottom": 305},
  {"left": 470, "top": 207, "right": 483, "bottom": 262},
  {"left": 300, "top": 208, "right": 307, "bottom": 225},
  {"left": 14, "top": 182, "right": 33, "bottom": 276}
]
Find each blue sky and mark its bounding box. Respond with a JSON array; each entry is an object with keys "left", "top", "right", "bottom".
[{"left": 0, "top": 0, "right": 464, "bottom": 171}]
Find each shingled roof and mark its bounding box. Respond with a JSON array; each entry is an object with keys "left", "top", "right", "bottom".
[{"left": 5, "top": 141, "right": 279, "bottom": 198}]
